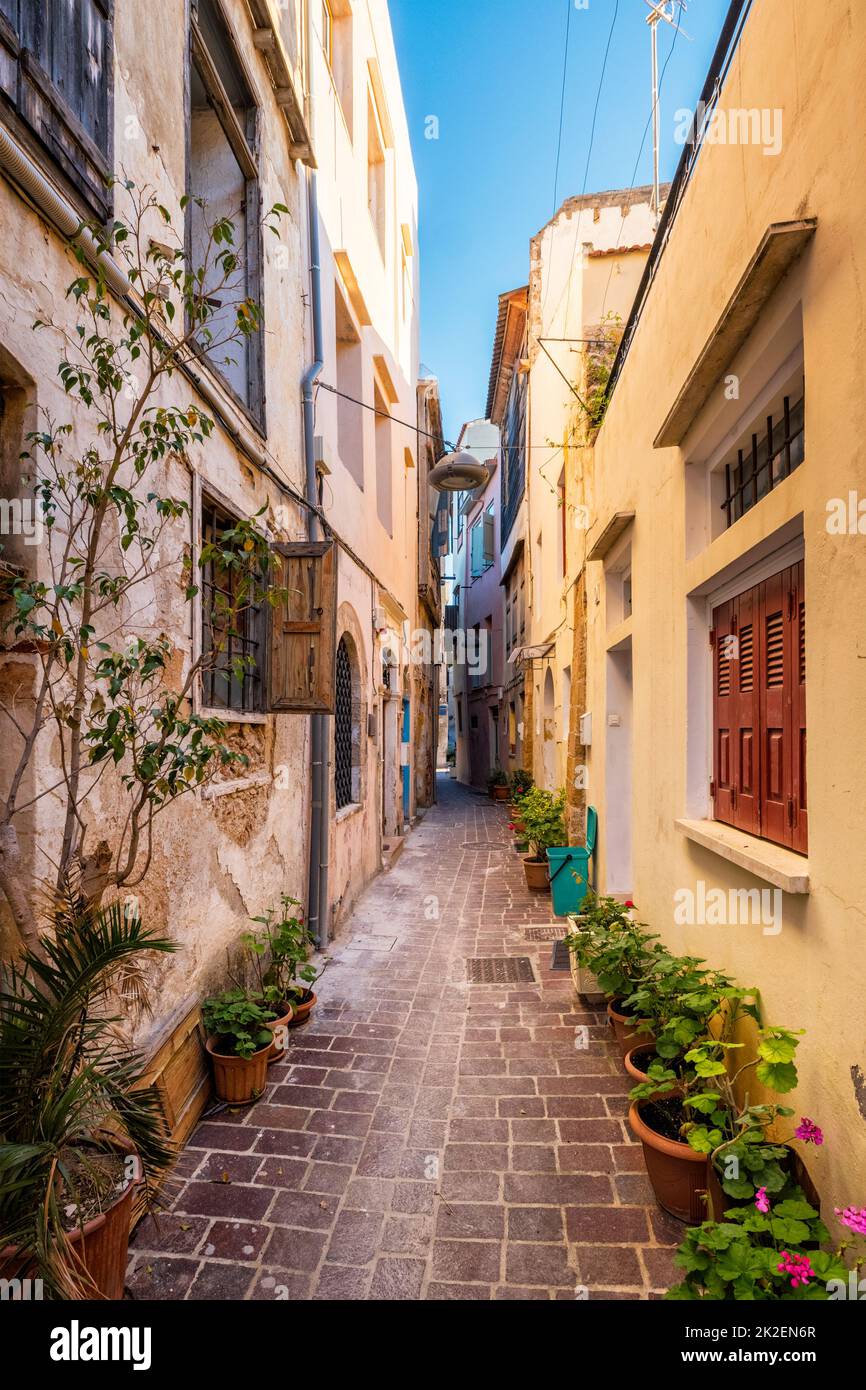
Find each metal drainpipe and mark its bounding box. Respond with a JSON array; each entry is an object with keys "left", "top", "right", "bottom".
[{"left": 302, "top": 165, "right": 328, "bottom": 949}]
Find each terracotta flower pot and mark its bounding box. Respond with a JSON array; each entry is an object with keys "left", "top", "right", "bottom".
[
  {"left": 206, "top": 1034, "right": 270, "bottom": 1104},
  {"left": 287, "top": 990, "right": 318, "bottom": 1029},
  {"left": 628, "top": 1097, "right": 708, "bottom": 1223},
  {"left": 623, "top": 1043, "right": 659, "bottom": 1086},
  {"left": 607, "top": 999, "right": 655, "bottom": 1060},
  {"left": 522, "top": 856, "right": 549, "bottom": 892},
  {"left": 0, "top": 1139, "right": 142, "bottom": 1300},
  {"left": 263, "top": 1000, "right": 294, "bottom": 1063},
  {"left": 493, "top": 784, "right": 509, "bottom": 801}
]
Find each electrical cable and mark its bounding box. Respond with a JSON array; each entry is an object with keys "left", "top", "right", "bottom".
[{"left": 552, "top": 0, "right": 573, "bottom": 216}]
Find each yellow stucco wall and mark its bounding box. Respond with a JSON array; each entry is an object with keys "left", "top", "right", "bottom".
[{"left": 579, "top": 0, "right": 866, "bottom": 1206}]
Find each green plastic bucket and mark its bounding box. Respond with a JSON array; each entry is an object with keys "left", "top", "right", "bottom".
[{"left": 546, "top": 847, "right": 591, "bottom": 917}]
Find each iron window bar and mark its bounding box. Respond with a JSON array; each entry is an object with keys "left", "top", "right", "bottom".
[
  {"left": 201, "top": 501, "right": 263, "bottom": 713},
  {"left": 721, "top": 394, "right": 804, "bottom": 528},
  {"left": 335, "top": 637, "right": 354, "bottom": 810}
]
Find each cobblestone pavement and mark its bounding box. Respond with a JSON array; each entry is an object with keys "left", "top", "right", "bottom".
[{"left": 129, "top": 776, "right": 680, "bottom": 1301}]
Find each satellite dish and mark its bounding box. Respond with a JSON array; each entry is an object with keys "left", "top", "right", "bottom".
[{"left": 429, "top": 450, "right": 490, "bottom": 492}]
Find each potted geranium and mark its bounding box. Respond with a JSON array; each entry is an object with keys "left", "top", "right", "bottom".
[
  {"left": 0, "top": 899, "right": 176, "bottom": 1299},
  {"left": 628, "top": 1017, "right": 803, "bottom": 1224},
  {"left": 577, "top": 906, "right": 662, "bottom": 1056},
  {"left": 518, "top": 787, "right": 567, "bottom": 890},
  {"left": 203, "top": 990, "right": 276, "bottom": 1104},
  {"left": 621, "top": 955, "right": 742, "bottom": 1086},
  {"left": 667, "top": 1122, "right": 862, "bottom": 1300}
]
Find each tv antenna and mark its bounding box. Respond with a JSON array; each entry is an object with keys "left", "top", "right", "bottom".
[{"left": 644, "top": 0, "right": 691, "bottom": 223}]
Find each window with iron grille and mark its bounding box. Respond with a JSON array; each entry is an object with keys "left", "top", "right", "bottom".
[
  {"left": 721, "top": 393, "right": 804, "bottom": 528},
  {"left": 335, "top": 636, "right": 354, "bottom": 809},
  {"left": 200, "top": 500, "right": 263, "bottom": 714}
]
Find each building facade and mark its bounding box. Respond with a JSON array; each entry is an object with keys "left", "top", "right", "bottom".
[
  {"left": 450, "top": 419, "right": 500, "bottom": 788},
  {"left": 0, "top": 0, "right": 432, "bottom": 1052},
  {"left": 572, "top": 0, "right": 866, "bottom": 1206}
]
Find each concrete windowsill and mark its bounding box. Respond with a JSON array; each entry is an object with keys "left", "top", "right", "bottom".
[{"left": 675, "top": 818, "right": 810, "bottom": 894}]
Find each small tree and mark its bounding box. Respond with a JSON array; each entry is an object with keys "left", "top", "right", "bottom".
[{"left": 0, "top": 180, "right": 290, "bottom": 950}]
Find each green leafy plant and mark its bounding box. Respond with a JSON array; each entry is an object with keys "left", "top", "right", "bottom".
[
  {"left": 244, "top": 895, "right": 323, "bottom": 1007},
  {"left": 0, "top": 897, "right": 176, "bottom": 1297},
  {"left": 624, "top": 956, "right": 745, "bottom": 1068},
  {"left": 0, "top": 180, "right": 289, "bottom": 952},
  {"left": 487, "top": 765, "right": 509, "bottom": 790},
  {"left": 202, "top": 989, "right": 275, "bottom": 1060},
  {"left": 518, "top": 787, "right": 567, "bottom": 860}
]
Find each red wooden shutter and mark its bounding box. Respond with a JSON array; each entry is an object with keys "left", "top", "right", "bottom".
[
  {"left": 758, "top": 568, "right": 790, "bottom": 846},
  {"left": 790, "top": 560, "right": 807, "bottom": 852},
  {"left": 712, "top": 598, "right": 736, "bottom": 828},
  {"left": 713, "top": 563, "right": 806, "bottom": 854},
  {"left": 733, "top": 583, "right": 760, "bottom": 835}
]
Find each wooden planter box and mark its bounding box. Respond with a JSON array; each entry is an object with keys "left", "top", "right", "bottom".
[{"left": 130, "top": 1004, "right": 211, "bottom": 1224}]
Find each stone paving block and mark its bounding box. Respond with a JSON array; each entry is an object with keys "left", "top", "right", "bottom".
[{"left": 150, "top": 780, "right": 661, "bottom": 1302}]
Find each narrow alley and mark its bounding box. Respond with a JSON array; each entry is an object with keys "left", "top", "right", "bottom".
[{"left": 128, "top": 778, "right": 679, "bottom": 1302}]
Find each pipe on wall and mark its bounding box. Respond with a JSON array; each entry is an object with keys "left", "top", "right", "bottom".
[
  {"left": 0, "top": 123, "right": 132, "bottom": 298},
  {"left": 302, "top": 165, "right": 329, "bottom": 948}
]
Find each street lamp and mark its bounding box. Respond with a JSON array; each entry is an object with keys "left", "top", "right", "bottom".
[{"left": 428, "top": 447, "right": 490, "bottom": 492}]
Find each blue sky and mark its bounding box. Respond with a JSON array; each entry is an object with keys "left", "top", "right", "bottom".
[{"left": 390, "top": 0, "right": 731, "bottom": 442}]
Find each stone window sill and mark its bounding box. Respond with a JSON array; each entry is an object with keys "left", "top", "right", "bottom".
[
  {"left": 675, "top": 818, "right": 810, "bottom": 894},
  {"left": 201, "top": 771, "right": 271, "bottom": 801},
  {"left": 335, "top": 801, "right": 363, "bottom": 824}
]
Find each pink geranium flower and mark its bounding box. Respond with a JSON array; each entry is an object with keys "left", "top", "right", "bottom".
[
  {"left": 835, "top": 1205, "right": 866, "bottom": 1236},
  {"left": 755, "top": 1187, "right": 770, "bottom": 1214},
  {"left": 777, "top": 1251, "right": 814, "bottom": 1288},
  {"left": 794, "top": 1117, "right": 824, "bottom": 1146}
]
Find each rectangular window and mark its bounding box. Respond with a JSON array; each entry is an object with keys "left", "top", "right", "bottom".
[
  {"left": 189, "top": 0, "right": 263, "bottom": 418},
  {"left": 721, "top": 392, "right": 805, "bottom": 529},
  {"left": 501, "top": 364, "right": 527, "bottom": 545},
  {"left": 0, "top": 0, "right": 114, "bottom": 220},
  {"left": 200, "top": 498, "right": 264, "bottom": 714},
  {"left": 374, "top": 380, "right": 392, "bottom": 534},
  {"left": 470, "top": 508, "right": 495, "bottom": 578},
  {"left": 712, "top": 561, "right": 806, "bottom": 853},
  {"left": 367, "top": 87, "right": 386, "bottom": 258}
]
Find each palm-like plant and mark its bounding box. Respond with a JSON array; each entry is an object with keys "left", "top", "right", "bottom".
[{"left": 0, "top": 899, "right": 176, "bottom": 1297}]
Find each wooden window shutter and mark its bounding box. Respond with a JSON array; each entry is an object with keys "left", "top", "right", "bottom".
[
  {"left": 759, "top": 567, "right": 793, "bottom": 848},
  {"left": 712, "top": 598, "right": 736, "bottom": 829},
  {"left": 483, "top": 509, "right": 495, "bottom": 566},
  {"left": 732, "top": 582, "right": 760, "bottom": 835},
  {"left": 790, "top": 559, "right": 807, "bottom": 852},
  {"left": 266, "top": 540, "right": 337, "bottom": 713},
  {"left": 714, "top": 563, "right": 806, "bottom": 853}
]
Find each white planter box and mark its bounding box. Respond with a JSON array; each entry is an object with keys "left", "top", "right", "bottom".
[{"left": 566, "top": 915, "right": 606, "bottom": 1004}]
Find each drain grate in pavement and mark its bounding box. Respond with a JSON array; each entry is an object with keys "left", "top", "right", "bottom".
[
  {"left": 524, "top": 926, "right": 568, "bottom": 942},
  {"left": 465, "top": 956, "right": 536, "bottom": 984},
  {"left": 550, "top": 940, "right": 572, "bottom": 971}
]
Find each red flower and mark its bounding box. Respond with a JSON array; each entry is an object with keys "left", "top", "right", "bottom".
[{"left": 624, "top": 900, "right": 635, "bottom": 910}]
